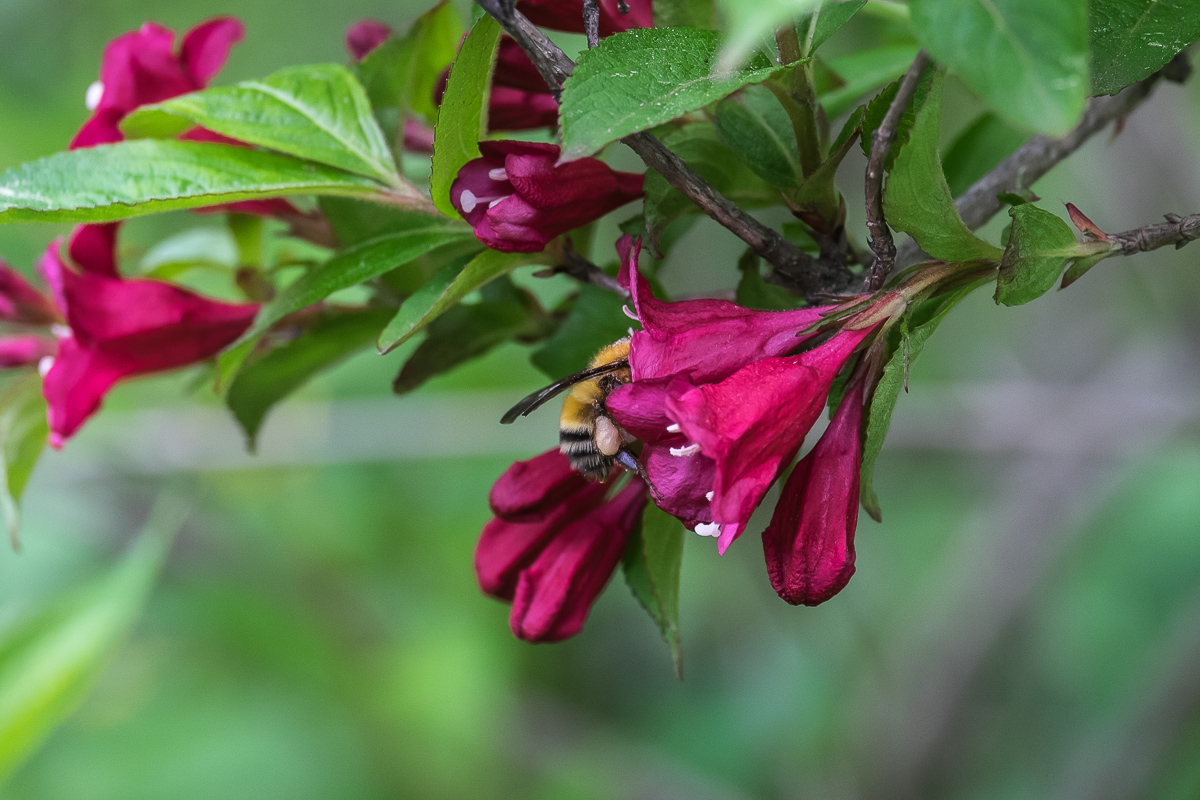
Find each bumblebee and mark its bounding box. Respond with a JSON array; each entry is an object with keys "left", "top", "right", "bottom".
[{"left": 501, "top": 338, "right": 641, "bottom": 481}]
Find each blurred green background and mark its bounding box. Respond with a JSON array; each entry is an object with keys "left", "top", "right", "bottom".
[{"left": 3, "top": 1, "right": 1200, "bottom": 798}]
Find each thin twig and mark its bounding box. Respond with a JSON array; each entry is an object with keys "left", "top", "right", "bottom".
[
  {"left": 864, "top": 50, "right": 930, "bottom": 291},
  {"left": 583, "top": 0, "right": 600, "bottom": 48},
  {"left": 557, "top": 244, "right": 631, "bottom": 299},
  {"left": 893, "top": 54, "right": 1191, "bottom": 268},
  {"left": 473, "top": 0, "right": 847, "bottom": 298},
  {"left": 1108, "top": 212, "right": 1200, "bottom": 255}
]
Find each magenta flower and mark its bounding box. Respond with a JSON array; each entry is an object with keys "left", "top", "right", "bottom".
[
  {"left": 762, "top": 381, "right": 866, "bottom": 605},
  {"left": 476, "top": 449, "right": 647, "bottom": 641},
  {"left": 344, "top": 19, "right": 392, "bottom": 60},
  {"left": 0, "top": 336, "right": 56, "bottom": 368},
  {"left": 39, "top": 226, "right": 259, "bottom": 447},
  {"left": 517, "top": 0, "right": 653, "bottom": 36},
  {"left": 431, "top": 38, "right": 559, "bottom": 132},
  {"left": 605, "top": 236, "right": 846, "bottom": 540},
  {"left": 0, "top": 262, "right": 61, "bottom": 326},
  {"left": 665, "top": 327, "right": 871, "bottom": 553},
  {"left": 451, "top": 141, "right": 644, "bottom": 252},
  {"left": 72, "top": 17, "right": 244, "bottom": 149}
]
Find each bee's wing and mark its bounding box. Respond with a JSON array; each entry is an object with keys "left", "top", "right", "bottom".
[{"left": 500, "top": 360, "right": 629, "bottom": 424}]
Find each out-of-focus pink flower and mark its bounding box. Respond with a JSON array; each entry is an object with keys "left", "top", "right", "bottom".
[
  {"left": 487, "top": 86, "right": 560, "bottom": 131},
  {"left": 476, "top": 449, "right": 646, "bottom": 641},
  {"left": 39, "top": 230, "right": 258, "bottom": 447},
  {"left": 517, "top": 0, "right": 653, "bottom": 36},
  {"left": 451, "top": 141, "right": 643, "bottom": 252},
  {"left": 432, "top": 37, "right": 559, "bottom": 132},
  {"left": 345, "top": 19, "right": 393, "bottom": 60},
  {"left": 762, "top": 381, "right": 865, "bottom": 605},
  {"left": 0, "top": 336, "right": 56, "bottom": 368},
  {"left": 0, "top": 263, "right": 61, "bottom": 325},
  {"left": 72, "top": 17, "right": 244, "bottom": 149}
]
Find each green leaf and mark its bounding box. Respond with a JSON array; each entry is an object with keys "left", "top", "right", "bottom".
[
  {"left": 942, "top": 112, "right": 1027, "bottom": 197},
  {"left": 0, "top": 374, "right": 47, "bottom": 551},
  {"left": 356, "top": 1, "right": 462, "bottom": 118},
  {"left": 560, "top": 28, "right": 784, "bottom": 160},
  {"left": 995, "top": 204, "right": 1088, "bottom": 306},
  {"left": 860, "top": 64, "right": 932, "bottom": 171},
  {"left": 430, "top": 15, "right": 501, "bottom": 217},
  {"left": 882, "top": 73, "right": 1003, "bottom": 263},
  {"left": 227, "top": 309, "right": 392, "bottom": 449},
  {"left": 909, "top": 0, "right": 1089, "bottom": 136},
  {"left": 530, "top": 285, "right": 633, "bottom": 379},
  {"left": 320, "top": 196, "right": 452, "bottom": 247},
  {"left": 860, "top": 285, "right": 978, "bottom": 520},
  {"left": 0, "top": 140, "right": 389, "bottom": 224},
  {"left": 643, "top": 122, "right": 778, "bottom": 251},
  {"left": 818, "top": 44, "right": 920, "bottom": 118},
  {"left": 1060, "top": 249, "right": 1113, "bottom": 289},
  {"left": 715, "top": 0, "right": 820, "bottom": 72},
  {"left": 805, "top": 1, "right": 867, "bottom": 54},
  {"left": 1090, "top": 0, "right": 1200, "bottom": 95},
  {"left": 736, "top": 250, "right": 799, "bottom": 310},
  {"left": 393, "top": 279, "right": 553, "bottom": 394},
  {"left": 715, "top": 84, "right": 803, "bottom": 188},
  {"left": 378, "top": 247, "right": 542, "bottom": 353},
  {"left": 245, "top": 223, "right": 474, "bottom": 341},
  {"left": 623, "top": 503, "right": 684, "bottom": 678},
  {"left": 124, "top": 64, "right": 400, "bottom": 186},
  {"left": 791, "top": 107, "right": 861, "bottom": 220},
  {"left": 654, "top": 0, "right": 717, "bottom": 28},
  {"left": 0, "top": 498, "right": 181, "bottom": 783}
]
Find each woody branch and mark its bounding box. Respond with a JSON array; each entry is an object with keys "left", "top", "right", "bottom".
[{"left": 473, "top": 0, "right": 850, "bottom": 299}]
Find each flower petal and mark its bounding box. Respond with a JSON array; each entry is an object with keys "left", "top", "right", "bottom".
[
  {"left": 180, "top": 17, "right": 245, "bottom": 85},
  {"left": 509, "top": 479, "right": 647, "bottom": 642},
  {"left": 762, "top": 381, "right": 865, "bottom": 605},
  {"left": 488, "top": 448, "right": 593, "bottom": 522},
  {"left": 667, "top": 328, "right": 871, "bottom": 549}
]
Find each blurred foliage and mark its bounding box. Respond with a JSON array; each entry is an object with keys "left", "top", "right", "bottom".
[{"left": 1, "top": 0, "right": 1200, "bottom": 798}]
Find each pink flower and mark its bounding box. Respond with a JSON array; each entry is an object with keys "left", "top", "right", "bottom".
[
  {"left": 762, "top": 380, "right": 865, "bottom": 605},
  {"left": 39, "top": 227, "right": 259, "bottom": 447},
  {"left": 476, "top": 449, "right": 647, "bottom": 641},
  {"left": 0, "top": 262, "right": 61, "bottom": 325},
  {"left": 0, "top": 336, "right": 56, "bottom": 368},
  {"left": 450, "top": 141, "right": 644, "bottom": 252},
  {"left": 344, "top": 19, "right": 392, "bottom": 60},
  {"left": 666, "top": 327, "right": 871, "bottom": 553},
  {"left": 605, "top": 236, "right": 847, "bottom": 542},
  {"left": 517, "top": 0, "right": 653, "bottom": 36},
  {"left": 72, "top": 17, "right": 244, "bottom": 149},
  {"left": 432, "top": 38, "right": 560, "bottom": 132}
]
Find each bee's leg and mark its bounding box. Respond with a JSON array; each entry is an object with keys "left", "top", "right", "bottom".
[{"left": 615, "top": 448, "right": 661, "bottom": 502}]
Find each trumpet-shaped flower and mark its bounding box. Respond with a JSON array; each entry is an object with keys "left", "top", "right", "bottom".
[
  {"left": 72, "top": 18, "right": 244, "bottom": 149},
  {"left": 39, "top": 229, "right": 258, "bottom": 447},
  {"left": 476, "top": 449, "right": 646, "bottom": 641},
  {"left": 451, "top": 142, "right": 643, "bottom": 252},
  {"left": 762, "top": 381, "right": 866, "bottom": 605}
]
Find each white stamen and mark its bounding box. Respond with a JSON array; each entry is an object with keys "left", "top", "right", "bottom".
[
  {"left": 694, "top": 522, "right": 722, "bottom": 538},
  {"left": 487, "top": 167, "right": 508, "bottom": 181},
  {"left": 669, "top": 442, "right": 701, "bottom": 457},
  {"left": 37, "top": 356, "right": 54, "bottom": 377},
  {"left": 50, "top": 324, "right": 71, "bottom": 339},
  {"left": 490, "top": 198, "right": 508, "bottom": 209},
  {"left": 705, "top": 491, "right": 714, "bottom": 501},
  {"left": 622, "top": 304, "right": 638, "bottom": 320},
  {"left": 85, "top": 81, "right": 104, "bottom": 111},
  {"left": 666, "top": 423, "right": 680, "bottom": 433},
  {"left": 459, "top": 189, "right": 478, "bottom": 213}
]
